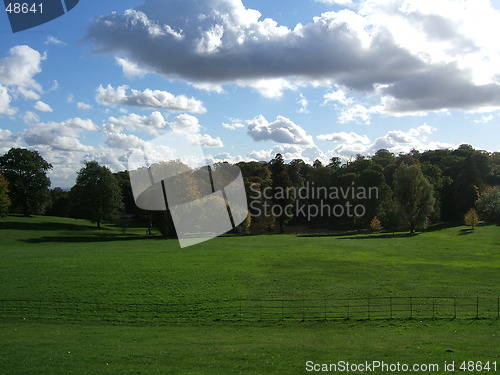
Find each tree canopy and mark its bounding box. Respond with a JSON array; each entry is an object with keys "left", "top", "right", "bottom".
[
  {"left": 0, "top": 148, "right": 52, "bottom": 216},
  {"left": 393, "top": 163, "right": 435, "bottom": 233},
  {"left": 0, "top": 174, "right": 11, "bottom": 218},
  {"left": 69, "top": 161, "right": 123, "bottom": 228}
]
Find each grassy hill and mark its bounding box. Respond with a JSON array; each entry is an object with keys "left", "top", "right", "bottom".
[
  {"left": 0, "top": 215, "right": 498, "bottom": 305},
  {"left": 0, "top": 216, "right": 499, "bottom": 374}
]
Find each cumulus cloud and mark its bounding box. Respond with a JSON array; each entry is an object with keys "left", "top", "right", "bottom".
[
  {"left": 105, "top": 131, "right": 145, "bottom": 150},
  {"left": 474, "top": 114, "right": 494, "bottom": 124},
  {"left": 324, "top": 124, "right": 453, "bottom": 158},
  {"left": 115, "top": 57, "right": 150, "bottom": 78},
  {"left": 105, "top": 111, "right": 169, "bottom": 135},
  {"left": 88, "top": 0, "right": 500, "bottom": 113},
  {"left": 77, "top": 102, "right": 92, "bottom": 110},
  {"left": 317, "top": 131, "right": 370, "bottom": 144},
  {"left": 316, "top": 0, "right": 355, "bottom": 6},
  {"left": 45, "top": 36, "right": 65, "bottom": 46},
  {"left": 96, "top": 84, "right": 206, "bottom": 113},
  {"left": 23, "top": 118, "right": 98, "bottom": 152},
  {"left": 0, "top": 85, "right": 16, "bottom": 115},
  {"left": 247, "top": 115, "right": 314, "bottom": 145},
  {"left": 0, "top": 129, "right": 22, "bottom": 153},
  {"left": 0, "top": 45, "right": 44, "bottom": 100},
  {"left": 104, "top": 112, "right": 222, "bottom": 150},
  {"left": 248, "top": 144, "right": 329, "bottom": 164},
  {"left": 297, "top": 94, "right": 309, "bottom": 113},
  {"left": 188, "top": 133, "right": 224, "bottom": 148},
  {"left": 222, "top": 121, "right": 245, "bottom": 130},
  {"left": 34, "top": 101, "right": 53, "bottom": 112},
  {"left": 21, "top": 111, "right": 40, "bottom": 124}
]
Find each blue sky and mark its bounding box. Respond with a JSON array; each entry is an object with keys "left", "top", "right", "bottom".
[{"left": 1, "top": 0, "right": 499, "bottom": 187}]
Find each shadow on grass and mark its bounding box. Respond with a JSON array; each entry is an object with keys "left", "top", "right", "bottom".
[
  {"left": 298, "top": 231, "right": 417, "bottom": 239},
  {"left": 458, "top": 228, "right": 475, "bottom": 235},
  {"left": 22, "top": 234, "right": 165, "bottom": 244},
  {"left": 0, "top": 220, "right": 97, "bottom": 232}
]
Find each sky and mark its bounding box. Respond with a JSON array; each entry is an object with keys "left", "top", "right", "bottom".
[{"left": 1, "top": 0, "right": 499, "bottom": 188}]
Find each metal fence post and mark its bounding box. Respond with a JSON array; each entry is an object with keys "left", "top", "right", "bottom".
[
  {"left": 453, "top": 298, "right": 457, "bottom": 319},
  {"left": 390, "top": 297, "right": 393, "bottom": 319}
]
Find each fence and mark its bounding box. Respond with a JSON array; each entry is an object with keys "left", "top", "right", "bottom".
[{"left": 0, "top": 297, "right": 499, "bottom": 323}]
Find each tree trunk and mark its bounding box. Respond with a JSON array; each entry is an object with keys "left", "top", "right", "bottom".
[{"left": 97, "top": 221, "right": 101, "bottom": 229}]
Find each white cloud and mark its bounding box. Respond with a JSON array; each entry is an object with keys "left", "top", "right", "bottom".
[
  {"left": 315, "top": 0, "right": 355, "bottom": 6},
  {"left": 236, "top": 78, "right": 296, "bottom": 99},
  {"left": 323, "top": 88, "right": 384, "bottom": 124},
  {"left": 77, "top": 102, "right": 92, "bottom": 110},
  {"left": 115, "top": 57, "right": 150, "bottom": 78},
  {"left": 22, "top": 111, "right": 40, "bottom": 124},
  {"left": 23, "top": 118, "right": 98, "bottom": 152},
  {"left": 88, "top": 0, "right": 500, "bottom": 113},
  {"left": 189, "top": 133, "right": 224, "bottom": 148},
  {"left": 248, "top": 144, "right": 328, "bottom": 164},
  {"left": 105, "top": 111, "right": 169, "bottom": 135},
  {"left": 474, "top": 114, "right": 494, "bottom": 124},
  {"left": 0, "top": 129, "right": 22, "bottom": 153},
  {"left": 207, "top": 152, "right": 253, "bottom": 165},
  {"left": 45, "top": 36, "right": 65, "bottom": 46},
  {"left": 222, "top": 121, "right": 245, "bottom": 130},
  {"left": 317, "top": 131, "right": 371, "bottom": 144},
  {"left": 104, "top": 112, "right": 221, "bottom": 150},
  {"left": 297, "top": 94, "right": 309, "bottom": 113},
  {"left": 34, "top": 101, "right": 53, "bottom": 112},
  {"left": 0, "top": 45, "right": 44, "bottom": 100},
  {"left": 105, "top": 131, "right": 145, "bottom": 150},
  {"left": 325, "top": 124, "right": 453, "bottom": 158},
  {"left": 96, "top": 84, "right": 206, "bottom": 113},
  {"left": 0, "top": 85, "right": 16, "bottom": 115},
  {"left": 247, "top": 115, "right": 314, "bottom": 145}
]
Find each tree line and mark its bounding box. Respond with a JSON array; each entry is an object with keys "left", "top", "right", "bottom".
[{"left": 0, "top": 145, "right": 499, "bottom": 235}]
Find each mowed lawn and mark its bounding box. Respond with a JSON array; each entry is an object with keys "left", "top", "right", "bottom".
[
  {"left": 0, "top": 216, "right": 499, "bottom": 303},
  {"left": 0, "top": 215, "right": 499, "bottom": 374}
]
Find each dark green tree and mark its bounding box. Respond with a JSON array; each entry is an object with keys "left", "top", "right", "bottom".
[
  {"left": 476, "top": 186, "right": 500, "bottom": 224},
  {"left": 69, "top": 161, "right": 123, "bottom": 228},
  {"left": 0, "top": 173, "right": 11, "bottom": 217},
  {"left": 393, "top": 163, "right": 435, "bottom": 233},
  {"left": 269, "top": 153, "right": 294, "bottom": 233},
  {"left": 0, "top": 148, "right": 52, "bottom": 216},
  {"left": 46, "top": 188, "right": 69, "bottom": 217}
]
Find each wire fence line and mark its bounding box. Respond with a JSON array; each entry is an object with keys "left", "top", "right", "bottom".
[{"left": 0, "top": 296, "right": 499, "bottom": 323}]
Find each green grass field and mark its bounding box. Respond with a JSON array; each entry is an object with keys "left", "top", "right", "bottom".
[{"left": 0, "top": 216, "right": 499, "bottom": 374}]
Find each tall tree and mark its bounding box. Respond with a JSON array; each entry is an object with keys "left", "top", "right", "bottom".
[
  {"left": 0, "top": 148, "right": 52, "bottom": 216},
  {"left": 46, "top": 187, "right": 69, "bottom": 217},
  {"left": 69, "top": 161, "right": 123, "bottom": 228},
  {"left": 0, "top": 174, "right": 11, "bottom": 217},
  {"left": 476, "top": 186, "right": 500, "bottom": 224},
  {"left": 269, "top": 153, "right": 293, "bottom": 234},
  {"left": 393, "top": 164, "right": 435, "bottom": 233}
]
